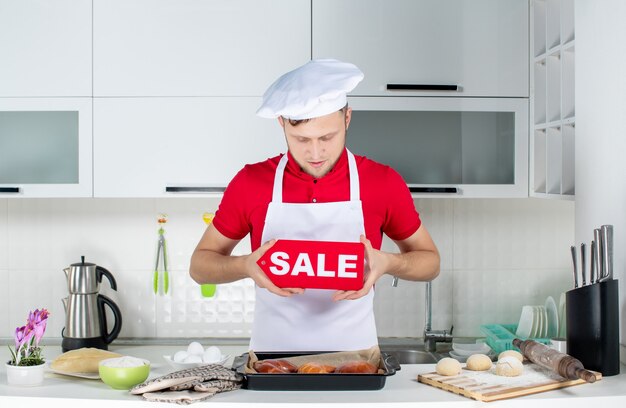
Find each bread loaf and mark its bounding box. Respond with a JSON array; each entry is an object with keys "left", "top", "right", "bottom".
[
  {"left": 335, "top": 361, "right": 378, "bottom": 374},
  {"left": 253, "top": 359, "right": 298, "bottom": 374},
  {"left": 50, "top": 348, "right": 123, "bottom": 373},
  {"left": 297, "top": 362, "right": 336, "bottom": 374}
]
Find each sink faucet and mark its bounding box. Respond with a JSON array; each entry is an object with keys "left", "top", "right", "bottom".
[{"left": 391, "top": 278, "right": 453, "bottom": 352}]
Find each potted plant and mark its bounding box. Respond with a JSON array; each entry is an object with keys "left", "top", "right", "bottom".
[{"left": 6, "top": 308, "right": 50, "bottom": 386}]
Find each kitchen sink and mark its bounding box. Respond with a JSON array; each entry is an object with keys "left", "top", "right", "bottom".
[{"left": 381, "top": 347, "right": 446, "bottom": 364}]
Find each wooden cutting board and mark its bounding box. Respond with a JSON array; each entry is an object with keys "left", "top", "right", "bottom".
[{"left": 417, "top": 363, "right": 602, "bottom": 402}]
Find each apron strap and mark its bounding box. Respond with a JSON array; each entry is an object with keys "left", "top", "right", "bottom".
[
  {"left": 272, "top": 154, "right": 289, "bottom": 203},
  {"left": 346, "top": 149, "right": 360, "bottom": 201},
  {"left": 272, "top": 150, "right": 360, "bottom": 203}
]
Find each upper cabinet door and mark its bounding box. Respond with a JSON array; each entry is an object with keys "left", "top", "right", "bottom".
[
  {"left": 93, "top": 0, "right": 311, "bottom": 97},
  {"left": 0, "top": 98, "right": 93, "bottom": 197},
  {"left": 0, "top": 0, "right": 92, "bottom": 97},
  {"left": 313, "top": 0, "right": 529, "bottom": 97},
  {"left": 93, "top": 97, "right": 286, "bottom": 197}
]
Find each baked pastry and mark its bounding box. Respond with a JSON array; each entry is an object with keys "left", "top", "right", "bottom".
[
  {"left": 297, "top": 362, "right": 336, "bottom": 374},
  {"left": 253, "top": 359, "right": 298, "bottom": 373},
  {"left": 50, "top": 347, "right": 123, "bottom": 373},
  {"left": 335, "top": 361, "right": 378, "bottom": 374}
]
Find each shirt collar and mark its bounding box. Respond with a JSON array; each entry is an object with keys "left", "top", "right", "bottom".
[{"left": 285, "top": 148, "right": 348, "bottom": 180}]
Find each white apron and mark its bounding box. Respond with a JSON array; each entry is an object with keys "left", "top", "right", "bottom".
[{"left": 250, "top": 149, "right": 378, "bottom": 351}]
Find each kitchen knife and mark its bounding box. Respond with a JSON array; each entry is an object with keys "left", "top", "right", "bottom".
[
  {"left": 600, "top": 225, "right": 613, "bottom": 281},
  {"left": 593, "top": 228, "right": 603, "bottom": 283},
  {"left": 570, "top": 245, "right": 578, "bottom": 288},
  {"left": 580, "top": 243, "right": 587, "bottom": 286}
]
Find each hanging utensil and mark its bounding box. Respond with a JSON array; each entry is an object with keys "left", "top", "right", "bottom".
[
  {"left": 590, "top": 241, "right": 596, "bottom": 284},
  {"left": 200, "top": 212, "right": 217, "bottom": 298},
  {"left": 154, "top": 214, "right": 169, "bottom": 295}
]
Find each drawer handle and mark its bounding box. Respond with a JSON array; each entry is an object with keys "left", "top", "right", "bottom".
[
  {"left": 165, "top": 186, "right": 226, "bottom": 193},
  {"left": 409, "top": 187, "right": 458, "bottom": 193},
  {"left": 386, "top": 84, "right": 459, "bottom": 91},
  {"left": 0, "top": 187, "right": 20, "bottom": 193}
]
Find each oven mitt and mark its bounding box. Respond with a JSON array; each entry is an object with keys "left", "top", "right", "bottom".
[
  {"left": 130, "top": 364, "right": 243, "bottom": 395},
  {"left": 141, "top": 390, "right": 217, "bottom": 405}
]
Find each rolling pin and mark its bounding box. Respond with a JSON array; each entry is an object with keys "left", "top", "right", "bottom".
[{"left": 512, "top": 338, "right": 596, "bottom": 383}]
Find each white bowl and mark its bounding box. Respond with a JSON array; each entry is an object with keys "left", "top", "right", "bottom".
[{"left": 163, "top": 354, "right": 230, "bottom": 370}]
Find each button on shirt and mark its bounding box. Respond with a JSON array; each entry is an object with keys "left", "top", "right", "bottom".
[{"left": 213, "top": 149, "right": 421, "bottom": 251}]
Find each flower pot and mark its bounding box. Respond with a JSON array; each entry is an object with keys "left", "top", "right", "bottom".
[{"left": 5, "top": 362, "right": 45, "bottom": 386}]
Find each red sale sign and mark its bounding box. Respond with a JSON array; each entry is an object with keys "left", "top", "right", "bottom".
[{"left": 256, "top": 240, "right": 365, "bottom": 290}]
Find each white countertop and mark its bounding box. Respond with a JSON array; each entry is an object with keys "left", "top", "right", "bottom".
[{"left": 2, "top": 344, "right": 625, "bottom": 407}]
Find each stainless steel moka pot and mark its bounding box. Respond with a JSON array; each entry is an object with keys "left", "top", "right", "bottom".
[{"left": 61, "top": 256, "right": 122, "bottom": 352}]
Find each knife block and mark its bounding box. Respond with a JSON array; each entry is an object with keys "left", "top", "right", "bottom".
[{"left": 566, "top": 279, "right": 620, "bottom": 376}]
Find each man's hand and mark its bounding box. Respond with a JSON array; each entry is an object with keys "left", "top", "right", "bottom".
[
  {"left": 245, "top": 239, "right": 305, "bottom": 297},
  {"left": 332, "top": 235, "right": 388, "bottom": 301}
]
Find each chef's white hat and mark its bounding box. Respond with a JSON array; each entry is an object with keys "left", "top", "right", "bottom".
[{"left": 256, "top": 59, "right": 364, "bottom": 120}]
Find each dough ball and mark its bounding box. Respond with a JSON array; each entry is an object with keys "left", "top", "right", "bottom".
[
  {"left": 498, "top": 350, "right": 524, "bottom": 363},
  {"left": 436, "top": 357, "right": 462, "bottom": 376},
  {"left": 495, "top": 356, "right": 524, "bottom": 377},
  {"left": 465, "top": 354, "right": 492, "bottom": 371}
]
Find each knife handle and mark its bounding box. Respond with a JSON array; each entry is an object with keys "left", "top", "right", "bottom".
[
  {"left": 590, "top": 241, "right": 596, "bottom": 283},
  {"left": 594, "top": 229, "right": 603, "bottom": 282},
  {"left": 580, "top": 243, "right": 586, "bottom": 286},
  {"left": 601, "top": 225, "right": 613, "bottom": 280},
  {"left": 570, "top": 245, "right": 578, "bottom": 288}
]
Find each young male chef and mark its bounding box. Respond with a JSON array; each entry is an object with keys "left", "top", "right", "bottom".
[{"left": 190, "top": 59, "right": 440, "bottom": 351}]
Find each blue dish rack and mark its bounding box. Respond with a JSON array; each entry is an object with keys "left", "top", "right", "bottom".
[{"left": 480, "top": 324, "right": 551, "bottom": 354}]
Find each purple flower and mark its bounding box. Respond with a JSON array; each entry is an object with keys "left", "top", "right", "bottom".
[{"left": 29, "top": 309, "right": 50, "bottom": 346}]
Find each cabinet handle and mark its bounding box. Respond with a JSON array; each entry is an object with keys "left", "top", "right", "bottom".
[
  {"left": 409, "top": 187, "right": 458, "bottom": 193},
  {"left": 0, "top": 187, "right": 20, "bottom": 193},
  {"left": 165, "top": 186, "right": 226, "bottom": 193},
  {"left": 386, "top": 84, "right": 459, "bottom": 91}
]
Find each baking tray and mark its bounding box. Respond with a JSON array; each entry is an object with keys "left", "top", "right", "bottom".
[{"left": 233, "top": 351, "right": 400, "bottom": 391}]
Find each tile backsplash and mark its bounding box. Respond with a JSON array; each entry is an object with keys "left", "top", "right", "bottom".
[{"left": 0, "top": 197, "right": 574, "bottom": 340}]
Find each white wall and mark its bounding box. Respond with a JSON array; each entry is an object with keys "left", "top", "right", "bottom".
[
  {"left": 0, "top": 197, "right": 574, "bottom": 341},
  {"left": 576, "top": 0, "right": 626, "bottom": 355}
]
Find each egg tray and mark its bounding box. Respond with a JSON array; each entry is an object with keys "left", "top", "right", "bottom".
[
  {"left": 232, "top": 351, "right": 399, "bottom": 391},
  {"left": 480, "top": 324, "right": 551, "bottom": 354}
]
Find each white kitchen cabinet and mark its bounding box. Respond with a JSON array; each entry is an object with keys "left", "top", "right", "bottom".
[
  {"left": 93, "top": 0, "right": 310, "bottom": 97},
  {"left": 312, "top": 0, "right": 529, "bottom": 97},
  {"left": 0, "top": 98, "right": 93, "bottom": 197},
  {"left": 347, "top": 97, "right": 529, "bottom": 198},
  {"left": 93, "top": 98, "right": 286, "bottom": 197},
  {"left": 0, "top": 0, "right": 91, "bottom": 97},
  {"left": 530, "top": 0, "right": 575, "bottom": 199}
]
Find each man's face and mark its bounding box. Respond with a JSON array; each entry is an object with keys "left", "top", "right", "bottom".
[{"left": 279, "top": 108, "right": 352, "bottom": 179}]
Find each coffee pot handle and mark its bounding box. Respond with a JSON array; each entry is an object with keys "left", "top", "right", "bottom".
[
  {"left": 97, "top": 266, "right": 118, "bottom": 291},
  {"left": 97, "top": 294, "right": 123, "bottom": 345}
]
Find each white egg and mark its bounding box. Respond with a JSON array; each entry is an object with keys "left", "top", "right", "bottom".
[
  {"left": 187, "top": 341, "right": 205, "bottom": 356},
  {"left": 202, "top": 346, "right": 222, "bottom": 363},
  {"left": 183, "top": 354, "right": 203, "bottom": 364},
  {"left": 173, "top": 350, "right": 189, "bottom": 363}
]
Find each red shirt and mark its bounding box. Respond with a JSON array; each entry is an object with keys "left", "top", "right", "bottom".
[{"left": 213, "top": 149, "right": 421, "bottom": 251}]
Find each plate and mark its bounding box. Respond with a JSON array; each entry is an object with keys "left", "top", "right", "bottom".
[
  {"left": 451, "top": 341, "right": 491, "bottom": 356},
  {"left": 163, "top": 354, "right": 230, "bottom": 370},
  {"left": 448, "top": 350, "right": 496, "bottom": 363},
  {"left": 558, "top": 292, "right": 566, "bottom": 338},
  {"left": 515, "top": 305, "right": 534, "bottom": 338},
  {"left": 545, "top": 296, "right": 559, "bottom": 338},
  {"left": 48, "top": 365, "right": 100, "bottom": 380}
]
